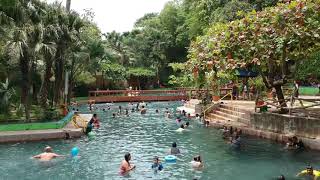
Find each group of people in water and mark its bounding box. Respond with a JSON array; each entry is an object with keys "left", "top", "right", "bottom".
[
  {"left": 34, "top": 101, "right": 314, "bottom": 179},
  {"left": 119, "top": 141, "right": 204, "bottom": 175}
]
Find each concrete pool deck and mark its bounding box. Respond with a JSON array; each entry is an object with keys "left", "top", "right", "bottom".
[{"left": 0, "top": 114, "right": 92, "bottom": 143}]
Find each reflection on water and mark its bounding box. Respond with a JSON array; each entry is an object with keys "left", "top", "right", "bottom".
[{"left": 0, "top": 101, "right": 319, "bottom": 180}]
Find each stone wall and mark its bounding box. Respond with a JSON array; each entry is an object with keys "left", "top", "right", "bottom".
[{"left": 251, "top": 113, "right": 320, "bottom": 139}]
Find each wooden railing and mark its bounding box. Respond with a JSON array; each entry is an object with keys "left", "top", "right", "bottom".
[{"left": 88, "top": 89, "right": 189, "bottom": 103}]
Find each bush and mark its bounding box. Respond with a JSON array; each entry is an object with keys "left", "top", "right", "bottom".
[{"left": 42, "top": 108, "right": 60, "bottom": 121}]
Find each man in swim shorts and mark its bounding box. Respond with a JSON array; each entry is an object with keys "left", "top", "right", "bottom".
[{"left": 32, "top": 146, "right": 64, "bottom": 161}]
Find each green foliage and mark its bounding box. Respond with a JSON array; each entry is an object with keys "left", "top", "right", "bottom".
[
  {"left": 127, "top": 67, "right": 156, "bottom": 77},
  {"left": 295, "top": 51, "right": 320, "bottom": 80},
  {"left": 0, "top": 78, "right": 14, "bottom": 114},
  {"left": 76, "top": 71, "right": 96, "bottom": 85},
  {"left": 189, "top": 0, "right": 320, "bottom": 88}
]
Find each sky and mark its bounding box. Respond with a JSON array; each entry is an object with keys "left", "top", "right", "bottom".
[{"left": 45, "top": 0, "right": 169, "bottom": 33}]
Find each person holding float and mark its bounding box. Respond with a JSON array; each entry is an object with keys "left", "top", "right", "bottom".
[
  {"left": 119, "top": 153, "right": 136, "bottom": 175},
  {"left": 296, "top": 165, "right": 320, "bottom": 180}
]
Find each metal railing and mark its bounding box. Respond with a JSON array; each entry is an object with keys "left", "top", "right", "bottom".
[{"left": 202, "top": 92, "right": 233, "bottom": 121}]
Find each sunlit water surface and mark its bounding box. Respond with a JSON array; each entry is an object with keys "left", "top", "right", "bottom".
[{"left": 0, "top": 101, "right": 319, "bottom": 180}]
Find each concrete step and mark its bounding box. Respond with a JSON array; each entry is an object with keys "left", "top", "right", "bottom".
[
  {"left": 217, "top": 107, "right": 248, "bottom": 118},
  {"left": 212, "top": 110, "right": 250, "bottom": 125},
  {"left": 207, "top": 113, "right": 235, "bottom": 122},
  {"left": 220, "top": 104, "right": 253, "bottom": 113}
]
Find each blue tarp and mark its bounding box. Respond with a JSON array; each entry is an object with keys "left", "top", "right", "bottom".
[{"left": 236, "top": 69, "right": 258, "bottom": 77}]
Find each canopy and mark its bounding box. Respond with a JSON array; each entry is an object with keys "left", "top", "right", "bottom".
[{"left": 235, "top": 69, "right": 258, "bottom": 77}]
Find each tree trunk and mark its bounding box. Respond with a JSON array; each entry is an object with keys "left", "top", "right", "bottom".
[
  {"left": 274, "top": 85, "right": 288, "bottom": 113},
  {"left": 20, "top": 53, "right": 30, "bottom": 122},
  {"left": 40, "top": 58, "right": 53, "bottom": 108},
  {"left": 54, "top": 45, "right": 65, "bottom": 105}
]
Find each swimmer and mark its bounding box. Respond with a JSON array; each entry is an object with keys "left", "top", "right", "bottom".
[
  {"left": 176, "top": 117, "right": 182, "bottom": 124},
  {"left": 131, "top": 108, "right": 135, "bottom": 113},
  {"left": 119, "top": 153, "right": 135, "bottom": 175},
  {"left": 140, "top": 105, "right": 147, "bottom": 114},
  {"left": 231, "top": 135, "right": 241, "bottom": 149},
  {"left": 32, "top": 146, "right": 64, "bottom": 161},
  {"left": 156, "top": 109, "right": 159, "bottom": 113},
  {"left": 125, "top": 109, "right": 129, "bottom": 116},
  {"left": 165, "top": 111, "right": 171, "bottom": 118},
  {"left": 296, "top": 165, "right": 320, "bottom": 180},
  {"left": 176, "top": 124, "right": 185, "bottom": 132},
  {"left": 151, "top": 156, "right": 163, "bottom": 172},
  {"left": 277, "top": 175, "right": 285, "bottom": 180},
  {"left": 187, "top": 113, "right": 191, "bottom": 119},
  {"left": 118, "top": 106, "right": 122, "bottom": 114},
  {"left": 191, "top": 155, "right": 204, "bottom": 169},
  {"left": 195, "top": 114, "right": 200, "bottom": 120},
  {"left": 112, "top": 113, "right": 116, "bottom": 118},
  {"left": 184, "top": 122, "right": 190, "bottom": 128},
  {"left": 170, "top": 142, "right": 181, "bottom": 155}
]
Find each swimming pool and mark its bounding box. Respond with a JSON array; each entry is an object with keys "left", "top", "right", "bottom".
[{"left": 0, "top": 101, "right": 319, "bottom": 180}]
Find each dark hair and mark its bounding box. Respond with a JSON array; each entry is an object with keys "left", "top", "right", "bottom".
[
  {"left": 93, "top": 114, "right": 97, "bottom": 117},
  {"left": 180, "top": 124, "right": 184, "bottom": 128},
  {"left": 141, "top": 105, "right": 145, "bottom": 108},
  {"left": 196, "top": 114, "right": 199, "bottom": 117},
  {"left": 186, "top": 122, "right": 190, "bottom": 126},
  {"left": 124, "top": 153, "right": 131, "bottom": 165},
  {"left": 172, "top": 142, "right": 177, "bottom": 147}
]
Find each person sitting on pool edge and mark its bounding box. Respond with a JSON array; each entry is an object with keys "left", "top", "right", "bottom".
[
  {"left": 151, "top": 156, "right": 163, "bottom": 172},
  {"left": 170, "top": 142, "right": 181, "bottom": 155},
  {"left": 176, "top": 124, "right": 185, "bottom": 132},
  {"left": 140, "top": 105, "right": 147, "bottom": 114},
  {"left": 296, "top": 165, "right": 320, "bottom": 180},
  {"left": 191, "top": 155, "right": 204, "bottom": 169},
  {"left": 119, "top": 153, "right": 136, "bottom": 175},
  {"left": 32, "top": 146, "right": 64, "bottom": 161}
]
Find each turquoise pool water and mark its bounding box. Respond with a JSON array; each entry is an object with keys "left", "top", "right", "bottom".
[{"left": 0, "top": 101, "right": 319, "bottom": 180}]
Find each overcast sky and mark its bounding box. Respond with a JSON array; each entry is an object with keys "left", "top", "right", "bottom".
[{"left": 45, "top": 0, "right": 169, "bottom": 33}]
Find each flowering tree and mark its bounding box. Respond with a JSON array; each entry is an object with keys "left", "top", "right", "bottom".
[{"left": 188, "top": 0, "right": 320, "bottom": 110}]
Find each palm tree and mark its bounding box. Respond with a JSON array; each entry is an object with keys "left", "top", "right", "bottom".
[{"left": 0, "top": 78, "right": 15, "bottom": 114}]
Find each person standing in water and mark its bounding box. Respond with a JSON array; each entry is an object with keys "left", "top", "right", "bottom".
[
  {"left": 191, "top": 155, "right": 204, "bottom": 169},
  {"left": 170, "top": 142, "right": 181, "bottom": 155},
  {"left": 151, "top": 156, "right": 163, "bottom": 172},
  {"left": 119, "top": 153, "right": 135, "bottom": 175},
  {"left": 92, "top": 113, "right": 100, "bottom": 129},
  {"left": 140, "top": 105, "right": 147, "bottom": 114},
  {"left": 32, "top": 146, "right": 64, "bottom": 161}
]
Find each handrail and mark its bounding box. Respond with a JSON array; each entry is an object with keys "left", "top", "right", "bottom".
[
  {"left": 71, "top": 115, "right": 88, "bottom": 131},
  {"left": 202, "top": 92, "right": 232, "bottom": 121}
]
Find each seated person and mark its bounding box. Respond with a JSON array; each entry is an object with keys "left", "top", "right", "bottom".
[
  {"left": 191, "top": 155, "right": 204, "bottom": 169},
  {"left": 32, "top": 146, "right": 64, "bottom": 161},
  {"left": 170, "top": 142, "right": 181, "bottom": 155},
  {"left": 285, "top": 138, "right": 295, "bottom": 150},
  {"left": 297, "top": 165, "right": 320, "bottom": 180},
  {"left": 195, "top": 114, "right": 200, "bottom": 120},
  {"left": 151, "top": 156, "right": 163, "bottom": 172}
]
